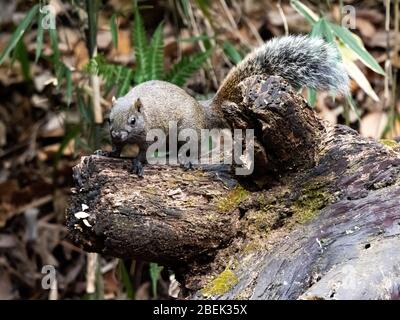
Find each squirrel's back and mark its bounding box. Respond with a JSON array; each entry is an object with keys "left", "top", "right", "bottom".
[{"left": 214, "top": 35, "right": 349, "bottom": 104}]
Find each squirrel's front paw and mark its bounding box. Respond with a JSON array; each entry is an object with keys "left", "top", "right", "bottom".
[
  {"left": 94, "top": 149, "right": 121, "bottom": 158},
  {"left": 130, "top": 158, "right": 144, "bottom": 177}
]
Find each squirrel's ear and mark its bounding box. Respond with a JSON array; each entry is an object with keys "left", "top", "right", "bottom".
[
  {"left": 111, "top": 96, "right": 116, "bottom": 105},
  {"left": 134, "top": 98, "right": 143, "bottom": 112}
]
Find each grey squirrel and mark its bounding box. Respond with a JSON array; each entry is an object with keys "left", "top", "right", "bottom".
[{"left": 104, "top": 35, "right": 349, "bottom": 176}]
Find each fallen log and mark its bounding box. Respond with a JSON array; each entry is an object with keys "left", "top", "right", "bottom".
[{"left": 66, "top": 76, "right": 400, "bottom": 299}]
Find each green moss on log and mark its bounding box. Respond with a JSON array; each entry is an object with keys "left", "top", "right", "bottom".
[
  {"left": 200, "top": 268, "right": 238, "bottom": 297},
  {"left": 291, "top": 180, "right": 332, "bottom": 223},
  {"left": 217, "top": 186, "right": 250, "bottom": 213},
  {"left": 379, "top": 139, "right": 398, "bottom": 148}
]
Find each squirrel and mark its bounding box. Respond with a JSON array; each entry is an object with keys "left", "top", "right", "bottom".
[{"left": 104, "top": 35, "right": 349, "bottom": 176}]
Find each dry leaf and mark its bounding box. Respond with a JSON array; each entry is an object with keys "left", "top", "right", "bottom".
[
  {"left": 360, "top": 112, "right": 387, "bottom": 139},
  {"left": 343, "top": 58, "right": 379, "bottom": 102},
  {"left": 97, "top": 30, "right": 112, "bottom": 50},
  {"left": 40, "top": 113, "right": 65, "bottom": 138},
  {"left": 74, "top": 40, "right": 89, "bottom": 70},
  {"left": 356, "top": 18, "right": 376, "bottom": 38}
]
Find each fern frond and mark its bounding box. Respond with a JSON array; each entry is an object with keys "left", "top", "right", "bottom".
[
  {"left": 117, "top": 66, "right": 134, "bottom": 96},
  {"left": 165, "top": 49, "right": 212, "bottom": 86},
  {"left": 146, "top": 22, "right": 164, "bottom": 81},
  {"left": 89, "top": 56, "right": 134, "bottom": 96},
  {"left": 133, "top": 3, "right": 148, "bottom": 83}
]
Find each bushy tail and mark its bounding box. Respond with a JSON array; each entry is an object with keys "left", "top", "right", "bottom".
[{"left": 215, "top": 35, "right": 349, "bottom": 102}]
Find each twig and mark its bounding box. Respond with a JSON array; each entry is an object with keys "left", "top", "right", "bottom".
[
  {"left": 82, "top": 84, "right": 110, "bottom": 107},
  {"left": 14, "top": 195, "right": 53, "bottom": 216},
  {"left": 384, "top": 0, "right": 395, "bottom": 138},
  {"left": 277, "top": 0, "right": 289, "bottom": 36},
  {"left": 384, "top": 0, "right": 391, "bottom": 110},
  {"left": 187, "top": 1, "right": 219, "bottom": 89},
  {"left": 220, "top": 0, "right": 254, "bottom": 47},
  {"left": 392, "top": 0, "right": 399, "bottom": 137},
  {"left": 86, "top": 252, "right": 98, "bottom": 294},
  {"left": 244, "top": 17, "right": 263, "bottom": 46},
  {"left": 90, "top": 63, "right": 102, "bottom": 123}
]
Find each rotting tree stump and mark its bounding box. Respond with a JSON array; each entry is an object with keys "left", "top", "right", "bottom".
[{"left": 66, "top": 76, "right": 400, "bottom": 300}]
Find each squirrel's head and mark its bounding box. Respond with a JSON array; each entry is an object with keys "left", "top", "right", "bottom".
[{"left": 109, "top": 97, "right": 146, "bottom": 145}]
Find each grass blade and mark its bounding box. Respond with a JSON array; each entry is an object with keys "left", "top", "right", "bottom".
[
  {"left": 13, "top": 39, "right": 30, "bottom": 80},
  {"left": 0, "top": 4, "right": 39, "bottom": 64},
  {"left": 223, "top": 41, "right": 242, "bottom": 64},
  {"left": 35, "top": 11, "right": 44, "bottom": 63},
  {"left": 290, "top": 0, "right": 318, "bottom": 25},
  {"left": 110, "top": 13, "right": 119, "bottom": 49},
  {"left": 149, "top": 262, "right": 163, "bottom": 299},
  {"left": 85, "top": 0, "right": 99, "bottom": 57},
  {"left": 311, "top": 18, "right": 334, "bottom": 42},
  {"left": 49, "top": 27, "right": 60, "bottom": 65},
  {"left": 65, "top": 66, "right": 73, "bottom": 106},
  {"left": 117, "top": 260, "right": 134, "bottom": 299}
]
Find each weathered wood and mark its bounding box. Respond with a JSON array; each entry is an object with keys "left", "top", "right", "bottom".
[
  {"left": 192, "top": 124, "right": 400, "bottom": 299},
  {"left": 68, "top": 158, "right": 240, "bottom": 266},
  {"left": 66, "top": 76, "right": 400, "bottom": 300}
]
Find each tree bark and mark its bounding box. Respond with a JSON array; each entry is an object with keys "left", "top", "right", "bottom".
[{"left": 66, "top": 76, "right": 400, "bottom": 300}]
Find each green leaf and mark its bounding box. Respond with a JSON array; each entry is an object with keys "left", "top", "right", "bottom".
[
  {"left": 193, "top": 0, "right": 211, "bottom": 21},
  {"left": 290, "top": 0, "right": 318, "bottom": 25},
  {"left": 149, "top": 262, "right": 163, "bottom": 299},
  {"left": 117, "top": 67, "right": 133, "bottom": 96},
  {"left": 0, "top": 4, "right": 39, "bottom": 65},
  {"left": 35, "top": 11, "right": 44, "bottom": 63},
  {"left": 65, "top": 67, "right": 72, "bottom": 106},
  {"left": 53, "top": 125, "right": 81, "bottom": 167},
  {"left": 180, "top": 0, "right": 189, "bottom": 17},
  {"left": 146, "top": 22, "right": 164, "bottom": 80},
  {"left": 13, "top": 39, "right": 30, "bottom": 80},
  {"left": 77, "top": 88, "right": 93, "bottom": 124},
  {"left": 90, "top": 55, "right": 134, "bottom": 96},
  {"left": 49, "top": 27, "right": 60, "bottom": 66},
  {"left": 110, "top": 13, "right": 119, "bottom": 48},
  {"left": 223, "top": 41, "right": 242, "bottom": 64},
  {"left": 311, "top": 18, "right": 334, "bottom": 43},
  {"left": 55, "top": 65, "right": 65, "bottom": 89},
  {"left": 85, "top": 0, "right": 99, "bottom": 57},
  {"left": 346, "top": 94, "right": 361, "bottom": 120},
  {"left": 329, "top": 23, "right": 385, "bottom": 75},
  {"left": 117, "top": 260, "right": 134, "bottom": 299},
  {"left": 179, "top": 34, "right": 212, "bottom": 42},
  {"left": 165, "top": 49, "right": 212, "bottom": 86},
  {"left": 307, "top": 88, "right": 317, "bottom": 107},
  {"left": 133, "top": 2, "right": 148, "bottom": 83}
]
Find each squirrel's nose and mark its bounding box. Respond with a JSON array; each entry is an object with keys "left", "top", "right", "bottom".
[{"left": 111, "top": 130, "right": 128, "bottom": 142}]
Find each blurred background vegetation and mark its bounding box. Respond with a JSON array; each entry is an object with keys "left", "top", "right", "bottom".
[{"left": 0, "top": 0, "right": 398, "bottom": 299}]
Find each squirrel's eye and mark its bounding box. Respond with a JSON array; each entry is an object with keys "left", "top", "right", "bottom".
[{"left": 129, "top": 117, "right": 136, "bottom": 125}]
